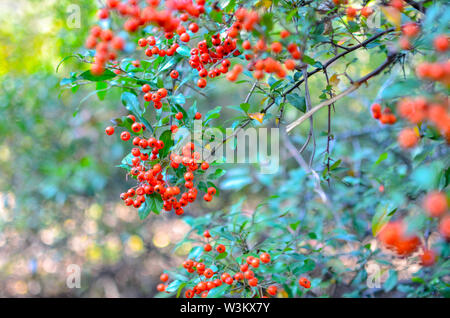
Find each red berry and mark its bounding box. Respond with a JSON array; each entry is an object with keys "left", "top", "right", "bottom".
[
  {"left": 138, "top": 38, "right": 148, "bottom": 47},
  {"left": 298, "top": 277, "right": 311, "bottom": 288},
  {"left": 250, "top": 258, "right": 260, "bottom": 268},
  {"left": 121, "top": 131, "right": 131, "bottom": 141},
  {"left": 175, "top": 112, "right": 183, "bottom": 120},
  {"left": 197, "top": 78, "right": 207, "bottom": 88},
  {"left": 180, "top": 33, "right": 190, "bottom": 42},
  {"left": 105, "top": 126, "right": 115, "bottom": 135},
  {"left": 207, "top": 187, "right": 216, "bottom": 196},
  {"left": 156, "top": 283, "right": 166, "bottom": 292},
  {"left": 160, "top": 273, "right": 169, "bottom": 282},
  {"left": 267, "top": 285, "right": 277, "bottom": 296},
  {"left": 188, "top": 23, "right": 199, "bottom": 33},
  {"left": 131, "top": 122, "right": 142, "bottom": 133},
  {"left": 260, "top": 252, "right": 271, "bottom": 263},
  {"left": 434, "top": 35, "right": 449, "bottom": 52},
  {"left": 420, "top": 249, "right": 437, "bottom": 267},
  {"left": 216, "top": 244, "right": 226, "bottom": 253},
  {"left": 248, "top": 277, "right": 258, "bottom": 287}
]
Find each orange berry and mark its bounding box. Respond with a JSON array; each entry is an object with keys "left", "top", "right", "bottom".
[
  {"left": 284, "top": 59, "right": 296, "bottom": 70},
  {"left": 248, "top": 277, "right": 258, "bottom": 287},
  {"left": 216, "top": 244, "right": 226, "bottom": 253},
  {"left": 398, "top": 128, "right": 419, "bottom": 149},
  {"left": 160, "top": 273, "right": 169, "bottom": 282},
  {"left": 204, "top": 243, "right": 212, "bottom": 252},
  {"left": 423, "top": 191, "right": 448, "bottom": 217},
  {"left": 105, "top": 126, "right": 115, "bottom": 135},
  {"left": 399, "top": 37, "right": 412, "bottom": 50},
  {"left": 346, "top": 7, "right": 357, "bottom": 19},
  {"left": 280, "top": 30, "right": 290, "bottom": 38},
  {"left": 360, "top": 6, "right": 373, "bottom": 18},
  {"left": 260, "top": 252, "right": 271, "bottom": 263},
  {"left": 402, "top": 22, "right": 420, "bottom": 38},
  {"left": 389, "top": 0, "right": 404, "bottom": 11},
  {"left": 420, "top": 249, "right": 437, "bottom": 267},
  {"left": 434, "top": 35, "right": 449, "bottom": 52},
  {"left": 242, "top": 40, "right": 252, "bottom": 50},
  {"left": 298, "top": 277, "right": 311, "bottom": 288},
  {"left": 197, "top": 78, "right": 207, "bottom": 88},
  {"left": 267, "top": 285, "right": 277, "bottom": 296},
  {"left": 180, "top": 32, "right": 190, "bottom": 42},
  {"left": 439, "top": 216, "right": 450, "bottom": 240},
  {"left": 271, "top": 41, "right": 283, "bottom": 54},
  {"left": 156, "top": 283, "right": 166, "bottom": 292}
]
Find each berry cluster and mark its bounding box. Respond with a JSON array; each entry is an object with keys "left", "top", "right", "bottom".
[
  {"left": 85, "top": 25, "right": 125, "bottom": 75},
  {"left": 370, "top": 103, "right": 397, "bottom": 125},
  {"left": 141, "top": 85, "right": 169, "bottom": 109},
  {"left": 378, "top": 190, "right": 448, "bottom": 266},
  {"left": 397, "top": 97, "right": 449, "bottom": 147},
  {"left": 156, "top": 230, "right": 311, "bottom": 298},
  {"left": 105, "top": 112, "right": 215, "bottom": 214},
  {"left": 378, "top": 220, "right": 421, "bottom": 256}
]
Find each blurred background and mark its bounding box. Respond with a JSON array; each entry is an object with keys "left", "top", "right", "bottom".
[{"left": 1, "top": 0, "right": 447, "bottom": 297}]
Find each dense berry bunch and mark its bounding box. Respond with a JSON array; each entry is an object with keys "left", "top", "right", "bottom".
[
  {"left": 370, "top": 103, "right": 397, "bottom": 125},
  {"left": 378, "top": 220, "right": 421, "bottom": 256},
  {"left": 378, "top": 189, "right": 448, "bottom": 265},
  {"left": 106, "top": 112, "right": 215, "bottom": 215},
  {"left": 157, "top": 230, "right": 312, "bottom": 298}
]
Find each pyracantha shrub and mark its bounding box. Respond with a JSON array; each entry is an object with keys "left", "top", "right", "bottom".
[{"left": 61, "top": 0, "right": 449, "bottom": 298}]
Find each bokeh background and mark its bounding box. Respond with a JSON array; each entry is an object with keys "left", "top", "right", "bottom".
[{"left": 1, "top": 0, "right": 448, "bottom": 297}]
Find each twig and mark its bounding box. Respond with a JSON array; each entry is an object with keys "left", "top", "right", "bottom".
[{"left": 286, "top": 52, "right": 400, "bottom": 133}]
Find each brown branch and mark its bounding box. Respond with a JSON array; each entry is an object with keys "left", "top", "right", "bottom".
[
  {"left": 286, "top": 53, "right": 400, "bottom": 133},
  {"left": 404, "top": 0, "right": 426, "bottom": 13}
]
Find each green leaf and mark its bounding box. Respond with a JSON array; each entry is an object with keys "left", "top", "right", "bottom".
[
  {"left": 208, "top": 169, "right": 226, "bottom": 180},
  {"left": 215, "top": 252, "right": 228, "bottom": 260},
  {"left": 375, "top": 152, "right": 388, "bottom": 165},
  {"left": 96, "top": 82, "right": 108, "bottom": 100},
  {"left": 138, "top": 201, "right": 151, "bottom": 220},
  {"left": 188, "top": 246, "right": 203, "bottom": 260},
  {"left": 79, "top": 69, "right": 116, "bottom": 82},
  {"left": 121, "top": 92, "right": 142, "bottom": 116},
  {"left": 158, "top": 129, "right": 174, "bottom": 158},
  {"left": 380, "top": 79, "right": 421, "bottom": 99},
  {"left": 166, "top": 280, "right": 184, "bottom": 293},
  {"left": 204, "top": 106, "right": 222, "bottom": 124},
  {"left": 239, "top": 103, "right": 250, "bottom": 113},
  {"left": 372, "top": 206, "right": 396, "bottom": 236},
  {"left": 176, "top": 45, "right": 191, "bottom": 57},
  {"left": 149, "top": 193, "right": 164, "bottom": 214},
  {"left": 286, "top": 93, "right": 306, "bottom": 112},
  {"left": 207, "top": 284, "right": 229, "bottom": 298},
  {"left": 383, "top": 270, "right": 397, "bottom": 292}
]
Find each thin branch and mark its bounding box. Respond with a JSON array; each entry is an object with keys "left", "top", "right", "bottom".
[
  {"left": 323, "top": 68, "right": 334, "bottom": 186},
  {"left": 404, "top": 0, "right": 427, "bottom": 13},
  {"left": 286, "top": 53, "right": 400, "bottom": 133},
  {"left": 301, "top": 65, "right": 316, "bottom": 168},
  {"left": 282, "top": 129, "right": 329, "bottom": 204}
]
